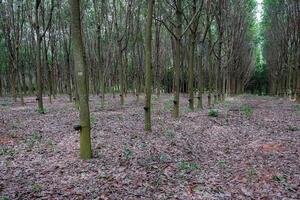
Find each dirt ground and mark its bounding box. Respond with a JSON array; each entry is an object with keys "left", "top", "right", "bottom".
[{"left": 0, "top": 94, "right": 299, "bottom": 199}]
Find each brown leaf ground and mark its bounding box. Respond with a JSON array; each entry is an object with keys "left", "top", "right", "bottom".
[{"left": 0, "top": 94, "right": 299, "bottom": 199}]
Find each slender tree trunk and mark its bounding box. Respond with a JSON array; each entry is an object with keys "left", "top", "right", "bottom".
[
  {"left": 144, "top": 0, "right": 154, "bottom": 131},
  {"left": 0, "top": 74, "right": 2, "bottom": 97},
  {"left": 296, "top": 66, "right": 300, "bottom": 103},
  {"left": 70, "top": 0, "right": 93, "bottom": 159},
  {"left": 34, "top": 1, "right": 44, "bottom": 113},
  {"left": 173, "top": 0, "right": 182, "bottom": 118},
  {"left": 155, "top": 17, "right": 161, "bottom": 98},
  {"left": 197, "top": 42, "right": 204, "bottom": 109},
  {"left": 208, "top": 27, "right": 212, "bottom": 107}
]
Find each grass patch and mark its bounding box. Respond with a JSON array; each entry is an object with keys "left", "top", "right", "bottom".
[
  {"left": 32, "top": 183, "right": 43, "bottom": 192},
  {"left": 208, "top": 109, "right": 219, "bottom": 117},
  {"left": 0, "top": 146, "right": 16, "bottom": 157},
  {"left": 177, "top": 161, "right": 200, "bottom": 171},
  {"left": 217, "top": 159, "right": 226, "bottom": 168},
  {"left": 163, "top": 99, "right": 173, "bottom": 111},
  {"left": 294, "top": 105, "right": 300, "bottom": 115},
  {"left": 25, "top": 132, "right": 42, "bottom": 150},
  {"left": 241, "top": 104, "right": 254, "bottom": 118},
  {"left": 37, "top": 107, "right": 46, "bottom": 114},
  {"left": 90, "top": 115, "right": 97, "bottom": 125},
  {"left": 272, "top": 174, "right": 287, "bottom": 182},
  {"left": 123, "top": 147, "right": 135, "bottom": 160},
  {"left": 246, "top": 167, "right": 257, "bottom": 180}
]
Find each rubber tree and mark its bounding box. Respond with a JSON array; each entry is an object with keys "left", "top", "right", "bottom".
[
  {"left": 188, "top": 0, "right": 202, "bottom": 111},
  {"left": 69, "top": 0, "right": 92, "bottom": 159},
  {"left": 144, "top": 0, "right": 154, "bottom": 131},
  {"left": 33, "top": 0, "right": 54, "bottom": 113},
  {"left": 173, "top": 0, "right": 182, "bottom": 118}
]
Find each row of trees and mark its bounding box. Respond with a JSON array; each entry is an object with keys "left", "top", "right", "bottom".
[
  {"left": 0, "top": 0, "right": 257, "bottom": 110},
  {"left": 262, "top": 0, "right": 300, "bottom": 101},
  {"left": 0, "top": 0, "right": 258, "bottom": 158}
]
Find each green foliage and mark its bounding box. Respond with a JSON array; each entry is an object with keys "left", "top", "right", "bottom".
[
  {"left": 90, "top": 115, "right": 96, "bottom": 125},
  {"left": 177, "top": 161, "right": 200, "bottom": 171},
  {"left": 151, "top": 95, "right": 158, "bottom": 102},
  {"left": 1, "top": 197, "right": 10, "bottom": 200},
  {"left": 222, "top": 100, "right": 230, "bottom": 108},
  {"left": 241, "top": 104, "right": 254, "bottom": 118},
  {"left": 25, "top": 132, "right": 42, "bottom": 150},
  {"left": 208, "top": 109, "right": 219, "bottom": 117},
  {"left": 294, "top": 105, "right": 300, "bottom": 115},
  {"left": 9, "top": 132, "right": 17, "bottom": 139},
  {"left": 218, "top": 159, "right": 226, "bottom": 168},
  {"left": 287, "top": 126, "right": 299, "bottom": 132},
  {"left": 246, "top": 167, "right": 257, "bottom": 179},
  {"left": 159, "top": 153, "right": 168, "bottom": 163},
  {"left": 0, "top": 146, "right": 16, "bottom": 157},
  {"left": 32, "top": 183, "right": 43, "bottom": 192},
  {"left": 163, "top": 99, "right": 173, "bottom": 111},
  {"left": 272, "top": 174, "right": 287, "bottom": 182},
  {"left": 74, "top": 101, "right": 80, "bottom": 111},
  {"left": 123, "top": 147, "right": 135, "bottom": 160},
  {"left": 37, "top": 107, "right": 46, "bottom": 114}
]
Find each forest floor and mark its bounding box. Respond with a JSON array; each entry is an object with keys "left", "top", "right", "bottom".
[{"left": 0, "top": 94, "right": 299, "bottom": 200}]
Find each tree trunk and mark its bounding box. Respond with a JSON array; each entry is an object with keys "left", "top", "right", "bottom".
[
  {"left": 70, "top": 0, "right": 93, "bottom": 159},
  {"left": 173, "top": 0, "right": 182, "bottom": 118},
  {"left": 144, "top": 0, "right": 154, "bottom": 131},
  {"left": 197, "top": 42, "right": 204, "bottom": 109}
]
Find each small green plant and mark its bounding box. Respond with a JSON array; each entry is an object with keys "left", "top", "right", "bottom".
[
  {"left": 208, "top": 109, "right": 219, "bottom": 117},
  {"left": 0, "top": 147, "right": 16, "bottom": 157},
  {"left": 97, "top": 172, "right": 109, "bottom": 179},
  {"left": 61, "top": 106, "right": 68, "bottom": 113},
  {"left": 294, "top": 105, "right": 300, "bottom": 115},
  {"left": 26, "top": 132, "right": 42, "bottom": 150},
  {"left": 37, "top": 107, "right": 46, "bottom": 114},
  {"left": 31, "top": 132, "right": 42, "bottom": 141},
  {"left": 218, "top": 159, "right": 226, "bottom": 168},
  {"left": 163, "top": 99, "right": 173, "bottom": 111},
  {"left": 32, "top": 184, "right": 43, "bottom": 192},
  {"left": 1, "top": 197, "right": 10, "bottom": 200},
  {"left": 288, "top": 125, "right": 299, "bottom": 132},
  {"left": 123, "top": 147, "right": 135, "bottom": 159},
  {"left": 152, "top": 175, "right": 163, "bottom": 188},
  {"left": 74, "top": 101, "right": 80, "bottom": 110},
  {"left": 241, "top": 104, "right": 253, "bottom": 118},
  {"left": 177, "top": 161, "right": 200, "bottom": 171},
  {"left": 159, "top": 153, "right": 168, "bottom": 163},
  {"left": 246, "top": 167, "right": 257, "bottom": 179},
  {"left": 9, "top": 132, "right": 17, "bottom": 138},
  {"left": 90, "top": 115, "right": 97, "bottom": 125},
  {"left": 272, "top": 174, "right": 287, "bottom": 182},
  {"left": 222, "top": 100, "right": 230, "bottom": 108},
  {"left": 151, "top": 95, "right": 158, "bottom": 102}
]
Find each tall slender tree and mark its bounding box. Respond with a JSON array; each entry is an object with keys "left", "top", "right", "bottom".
[
  {"left": 69, "top": 0, "right": 92, "bottom": 159},
  {"left": 144, "top": 0, "right": 154, "bottom": 131}
]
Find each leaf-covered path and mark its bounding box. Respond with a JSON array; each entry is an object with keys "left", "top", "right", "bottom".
[{"left": 0, "top": 95, "right": 299, "bottom": 199}]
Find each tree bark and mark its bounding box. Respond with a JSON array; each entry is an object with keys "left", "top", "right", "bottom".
[
  {"left": 144, "top": 0, "right": 154, "bottom": 131},
  {"left": 70, "top": 0, "right": 93, "bottom": 159}
]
